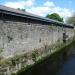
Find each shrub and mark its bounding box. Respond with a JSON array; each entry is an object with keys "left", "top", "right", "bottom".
[{"left": 31, "top": 50, "right": 38, "bottom": 62}]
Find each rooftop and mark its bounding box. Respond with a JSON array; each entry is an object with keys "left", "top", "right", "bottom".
[{"left": 0, "top": 5, "right": 74, "bottom": 28}]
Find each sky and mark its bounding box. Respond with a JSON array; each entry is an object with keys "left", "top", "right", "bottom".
[{"left": 0, "top": 0, "right": 75, "bottom": 20}]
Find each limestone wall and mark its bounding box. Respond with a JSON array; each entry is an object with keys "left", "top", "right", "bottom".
[
  {"left": 17, "top": 40, "right": 75, "bottom": 75},
  {"left": 0, "top": 20, "right": 74, "bottom": 58}
]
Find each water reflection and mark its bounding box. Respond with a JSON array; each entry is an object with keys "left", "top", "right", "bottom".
[{"left": 56, "top": 56, "right": 75, "bottom": 75}]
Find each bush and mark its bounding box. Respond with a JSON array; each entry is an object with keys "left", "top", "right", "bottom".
[{"left": 31, "top": 50, "right": 38, "bottom": 62}]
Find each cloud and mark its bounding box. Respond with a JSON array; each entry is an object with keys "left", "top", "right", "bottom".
[
  {"left": 51, "top": 7, "right": 73, "bottom": 18},
  {"left": 44, "top": 1, "right": 55, "bottom": 7},
  {"left": 4, "top": 0, "right": 74, "bottom": 20},
  {"left": 27, "top": 1, "right": 73, "bottom": 21},
  {"left": 4, "top": 0, "right": 35, "bottom": 9},
  {"left": 27, "top": 6, "right": 51, "bottom": 16}
]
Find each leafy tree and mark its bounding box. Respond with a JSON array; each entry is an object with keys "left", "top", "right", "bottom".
[
  {"left": 17, "top": 8, "right": 20, "bottom": 10},
  {"left": 21, "top": 9, "right": 26, "bottom": 12},
  {"left": 66, "top": 14, "right": 75, "bottom": 26},
  {"left": 17, "top": 8, "right": 26, "bottom": 12},
  {"left": 46, "top": 13, "right": 63, "bottom": 22}
]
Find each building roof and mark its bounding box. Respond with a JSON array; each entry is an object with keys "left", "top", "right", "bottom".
[{"left": 0, "top": 5, "right": 74, "bottom": 28}]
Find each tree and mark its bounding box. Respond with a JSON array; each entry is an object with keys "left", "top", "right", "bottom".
[
  {"left": 17, "top": 8, "right": 26, "bottom": 12},
  {"left": 66, "top": 14, "right": 75, "bottom": 26},
  {"left": 46, "top": 13, "right": 63, "bottom": 22},
  {"left": 21, "top": 9, "right": 26, "bottom": 12},
  {"left": 17, "top": 8, "right": 20, "bottom": 10}
]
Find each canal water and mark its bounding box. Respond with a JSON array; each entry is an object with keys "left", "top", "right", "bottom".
[{"left": 56, "top": 55, "right": 75, "bottom": 75}]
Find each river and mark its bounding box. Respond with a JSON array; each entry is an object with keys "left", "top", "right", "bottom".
[{"left": 56, "top": 55, "right": 75, "bottom": 75}]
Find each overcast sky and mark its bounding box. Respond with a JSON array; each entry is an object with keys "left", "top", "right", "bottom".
[{"left": 0, "top": 0, "right": 75, "bottom": 20}]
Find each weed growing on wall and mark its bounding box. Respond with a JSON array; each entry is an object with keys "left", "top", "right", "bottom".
[{"left": 31, "top": 50, "right": 39, "bottom": 62}]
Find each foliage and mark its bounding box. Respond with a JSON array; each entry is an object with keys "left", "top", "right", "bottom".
[
  {"left": 0, "top": 48, "right": 3, "bottom": 53},
  {"left": 31, "top": 50, "right": 39, "bottom": 62},
  {"left": 17, "top": 8, "right": 26, "bottom": 12},
  {"left": 66, "top": 14, "right": 75, "bottom": 26},
  {"left": 0, "top": 48, "right": 3, "bottom": 61},
  {"left": 46, "top": 13, "right": 63, "bottom": 22},
  {"left": 10, "top": 53, "right": 28, "bottom": 65},
  {"left": 0, "top": 59, "right": 12, "bottom": 66}
]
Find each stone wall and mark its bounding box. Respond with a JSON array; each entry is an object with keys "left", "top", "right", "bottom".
[
  {"left": 17, "top": 40, "right": 75, "bottom": 75},
  {"left": 0, "top": 20, "right": 74, "bottom": 58}
]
